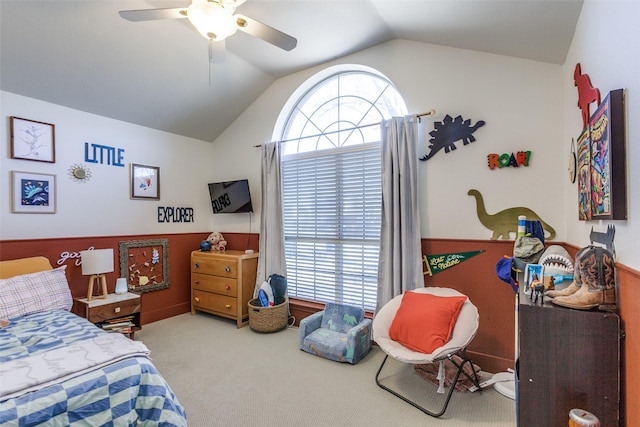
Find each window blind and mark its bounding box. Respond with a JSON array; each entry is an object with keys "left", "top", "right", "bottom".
[{"left": 282, "top": 142, "right": 381, "bottom": 311}]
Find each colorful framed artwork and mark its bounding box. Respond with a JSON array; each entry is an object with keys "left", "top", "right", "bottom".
[
  {"left": 130, "top": 163, "right": 160, "bottom": 200},
  {"left": 10, "top": 116, "right": 56, "bottom": 163},
  {"left": 118, "top": 239, "right": 169, "bottom": 293},
  {"left": 588, "top": 89, "right": 626, "bottom": 220},
  {"left": 576, "top": 126, "right": 591, "bottom": 221},
  {"left": 11, "top": 171, "right": 56, "bottom": 214}
]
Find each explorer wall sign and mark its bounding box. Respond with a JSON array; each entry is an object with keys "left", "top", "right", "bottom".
[{"left": 158, "top": 206, "right": 194, "bottom": 223}]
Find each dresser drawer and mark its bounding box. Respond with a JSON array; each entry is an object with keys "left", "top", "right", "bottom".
[
  {"left": 192, "top": 273, "right": 237, "bottom": 297},
  {"left": 87, "top": 298, "right": 141, "bottom": 323},
  {"left": 192, "top": 255, "right": 237, "bottom": 278},
  {"left": 192, "top": 290, "right": 237, "bottom": 316}
]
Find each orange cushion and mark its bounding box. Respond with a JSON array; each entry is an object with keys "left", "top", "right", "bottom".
[{"left": 389, "top": 291, "right": 467, "bottom": 354}]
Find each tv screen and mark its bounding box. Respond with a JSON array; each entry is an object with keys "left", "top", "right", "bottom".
[{"left": 208, "top": 179, "right": 254, "bottom": 214}]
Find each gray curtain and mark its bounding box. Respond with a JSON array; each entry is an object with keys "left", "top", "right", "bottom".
[
  {"left": 254, "top": 141, "right": 287, "bottom": 297},
  {"left": 376, "top": 116, "right": 423, "bottom": 312}
]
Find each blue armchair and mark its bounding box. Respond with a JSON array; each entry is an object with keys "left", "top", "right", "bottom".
[{"left": 299, "top": 302, "right": 372, "bottom": 364}]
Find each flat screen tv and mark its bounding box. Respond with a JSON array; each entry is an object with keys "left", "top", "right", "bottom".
[{"left": 208, "top": 179, "right": 254, "bottom": 214}]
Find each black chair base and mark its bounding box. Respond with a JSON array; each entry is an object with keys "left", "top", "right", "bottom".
[{"left": 374, "top": 349, "right": 481, "bottom": 418}]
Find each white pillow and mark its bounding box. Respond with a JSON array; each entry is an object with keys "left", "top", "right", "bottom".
[{"left": 0, "top": 266, "right": 73, "bottom": 319}]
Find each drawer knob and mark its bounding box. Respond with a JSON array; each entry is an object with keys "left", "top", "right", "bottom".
[
  {"left": 194, "top": 263, "right": 199, "bottom": 269},
  {"left": 114, "top": 307, "right": 121, "bottom": 313},
  {"left": 225, "top": 285, "right": 230, "bottom": 290},
  {"left": 195, "top": 280, "right": 200, "bottom": 284},
  {"left": 195, "top": 297, "right": 200, "bottom": 303},
  {"left": 225, "top": 304, "right": 231, "bottom": 309},
  {"left": 225, "top": 266, "right": 230, "bottom": 273}
]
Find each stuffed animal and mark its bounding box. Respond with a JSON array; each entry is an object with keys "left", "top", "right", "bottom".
[{"left": 207, "top": 231, "right": 227, "bottom": 251}]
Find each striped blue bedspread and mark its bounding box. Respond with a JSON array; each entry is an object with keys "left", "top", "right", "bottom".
[{"left": 0, "top": 310, "right": 187, "bottom": 426}]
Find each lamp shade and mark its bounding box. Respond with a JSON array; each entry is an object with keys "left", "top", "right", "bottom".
[{"left": 81, "top": 249, "right": 114, "bottom": 275}]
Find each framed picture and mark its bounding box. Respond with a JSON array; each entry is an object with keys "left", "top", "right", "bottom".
[
  {"left": 11, "top": 171, "right": 56, "bottom": 214},
  {"left": 588, "top": 89, "right": 626, "bottom": 220},
  {"left": 130, "top": 163, "right": 160, "bottom": 200},
  {"left": 576, "top": 126, "right": 591, "bottom": 221},
  {"left": 10, "top": 116, "right": 56, "bottom": 163},
  {"left": 119, "top": 239, "right": 169, "bottom": 293},
  {"left": 523, "top": 263, "right": 544, "bottom": 295}
]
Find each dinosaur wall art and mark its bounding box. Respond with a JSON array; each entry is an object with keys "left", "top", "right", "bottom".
[
  {"left": 468, "top": 189, "right": 556, "bottom": 240},
  {"left": 574, "top": 63, "right": 601, "bottom": 128},
  {"left": 419, "top": 114, "right": 485, "bottom": 161}
]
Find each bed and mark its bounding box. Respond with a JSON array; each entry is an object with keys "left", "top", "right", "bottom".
[{"left": 0, "top": 256, "right": 187, "bottom": 426}]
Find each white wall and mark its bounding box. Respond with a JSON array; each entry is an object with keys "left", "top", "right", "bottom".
[
  {"left": 1, "top": 92, "right": 215, "bottom": 239},
  {"left": 212, "top": 39, "right": 565, "bottom": 241},
  {"left": 5, "top": 2, "right": 637, "bottom": 272},
  {"left": 562, "top": 0, "right": 640, "bottom": 269}
]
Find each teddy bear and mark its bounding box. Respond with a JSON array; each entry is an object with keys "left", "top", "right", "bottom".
[{"left": 207, "top": 231, "right": 227, "bottom": 251}]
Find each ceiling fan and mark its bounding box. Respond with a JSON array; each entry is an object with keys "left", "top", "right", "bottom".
[{"left": 119, "top": 0, "right": 297, "bottom": 55}]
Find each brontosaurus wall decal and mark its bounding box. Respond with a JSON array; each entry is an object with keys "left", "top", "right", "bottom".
[{"left": 468, "top": 189, "right": 556, "bottom": 240}]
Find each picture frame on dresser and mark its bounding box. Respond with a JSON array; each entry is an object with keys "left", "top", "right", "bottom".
[
  {"left": 11, "top": 171, "right": 56, "bottom": 214},
  {"left": 10, "top": 116, "right": 56, "bottom": 163}
]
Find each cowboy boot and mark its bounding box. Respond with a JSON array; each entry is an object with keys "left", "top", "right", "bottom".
[
  {"left": 546, "top": 281, "right": 579, "bottom": 298},
  {"left": 552, "top": 247, "right": 616, "bottom": 311},
  {"left": 552, "top": 281, "right": 601, "bottom": 310}
]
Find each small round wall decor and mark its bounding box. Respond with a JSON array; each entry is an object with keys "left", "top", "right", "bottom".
[
  {"left": 69, "top": 164, "right": 92, "bottom": 182},
  {"left": 568, "top": 138, "right": 577, "bottom": 183}
]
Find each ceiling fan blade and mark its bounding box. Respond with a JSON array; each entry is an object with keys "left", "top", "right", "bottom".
[
  {"left": 119, "top": 7, "right": 187, "bottom": 22},
  {"left": 234, "top": 14, "right": 297, "bottom": 51}
]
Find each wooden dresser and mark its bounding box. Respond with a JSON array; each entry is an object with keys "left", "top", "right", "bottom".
[
  {"left": 190, "top": 250, "right": 259, "bottom": 327},
  {"left": 518, "top": 292, "right": 621, "bottom": 426}
]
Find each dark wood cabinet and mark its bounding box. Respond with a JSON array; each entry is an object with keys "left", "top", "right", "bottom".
[{"left": 518, "top": 297, "right": 621, "bottom": 427}]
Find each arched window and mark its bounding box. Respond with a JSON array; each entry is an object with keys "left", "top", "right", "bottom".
[{"left": 275, "top": 65, "right": 407, "bottom": 310}]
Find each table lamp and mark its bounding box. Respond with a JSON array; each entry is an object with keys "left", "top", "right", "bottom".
[{"left": 81, "top": 248, "right": 114, "bottom": 300}]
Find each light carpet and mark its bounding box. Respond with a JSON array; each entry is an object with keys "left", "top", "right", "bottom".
[{"left": 136, "top": 312, "right": 516, "bottom": 427}]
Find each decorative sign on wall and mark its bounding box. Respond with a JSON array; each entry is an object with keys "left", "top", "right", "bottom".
[
  {"left": 577, "top": 89, "right": 627, "bottom": 221},
  {"left": 158, "top": 206, "right": 194, "bottom": 223},
  {"left": 423, "top": 250, "right": 485, "bottom": 276},
  {"left": 419, "top": 114, "right": 485, "bottom": 161},
  {"left": 57, "top": 246, "right": 94, "bottom": 266},
  {"left": 84, "top": 142, "right": 125, "bottom": 167},
  {"left": 487, "top": 151, "right": 531, "bottom": 169}
]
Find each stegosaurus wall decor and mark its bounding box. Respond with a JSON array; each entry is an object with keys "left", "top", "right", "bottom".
[
  {"left": 468, "top": 189, "right": 556, "bottom": 240},
  {"left": 419, "top": 114, "right": 485, "bottom": 161}
]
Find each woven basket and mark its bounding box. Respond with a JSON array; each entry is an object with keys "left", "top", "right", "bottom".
[{"left": 248, "top": 297, "right": 288, "bottom": 333}]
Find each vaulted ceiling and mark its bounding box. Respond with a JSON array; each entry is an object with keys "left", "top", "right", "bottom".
[{"left": 0, "top": 0, "right": 583, "bottom": 142}]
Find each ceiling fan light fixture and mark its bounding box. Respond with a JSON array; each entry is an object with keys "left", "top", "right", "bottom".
[{"left": 187, "top": 0, "right": 238, "bottom": 41}]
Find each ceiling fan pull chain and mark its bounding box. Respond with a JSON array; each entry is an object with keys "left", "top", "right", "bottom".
[{"left": 208, "top": 39, "right": 213, "bottom": 86}]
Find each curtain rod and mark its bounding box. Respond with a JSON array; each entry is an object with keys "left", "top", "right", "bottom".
[
  {"left": 416, "top": 109, "right": 436, "bottom": 122},
  {"left": 254, "top": 109, "right": 436, "bottom": 147}
]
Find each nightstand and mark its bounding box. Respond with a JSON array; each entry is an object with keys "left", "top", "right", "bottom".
[{"left": 72, "top": 292, "right": 142, "bottom": 338}]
